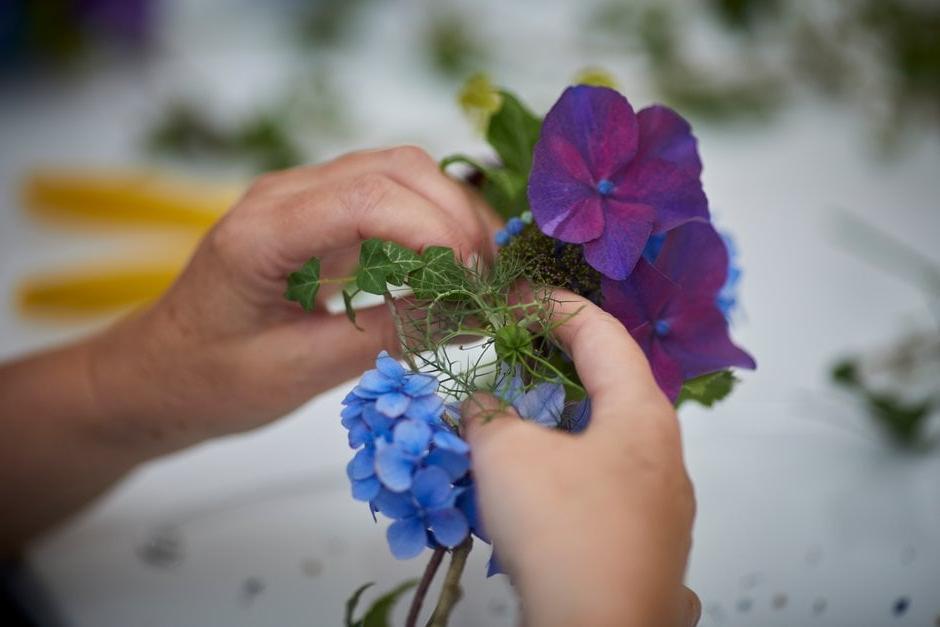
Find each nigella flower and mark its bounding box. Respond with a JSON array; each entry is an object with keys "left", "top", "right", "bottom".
[
  {"left": 602, "top": 222, "right": 755, "bottom": 400},
  {"left": 528, "top": 85, "right": 708, "bottom": 280},
  {"left": 493, "top": 365, "right": 565, "bottom": 427},
  {"left": 372, "top": 467, "right": 470, "bottom": 559}
]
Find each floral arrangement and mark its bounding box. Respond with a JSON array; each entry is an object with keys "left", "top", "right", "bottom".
[{"left": 285, "top": 77, "right": 755, "bottom": 626}]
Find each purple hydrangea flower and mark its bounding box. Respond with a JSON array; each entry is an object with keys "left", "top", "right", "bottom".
[
  {"left": 373, "top": 467, "right": 470, "bottom": 559},
  {"left": 528, "top": 85, "right": 708, "bottom": 280},
  {"left": 601, "top": 248, "right": 756, "bottom": 401}
]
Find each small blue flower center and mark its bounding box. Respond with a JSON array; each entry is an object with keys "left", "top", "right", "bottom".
[
  {"left": 654, "top": 319, "right": 671, "bottom": 337},
  {"left": 597, "top": 179, "right": 614, "bottom": 196}
]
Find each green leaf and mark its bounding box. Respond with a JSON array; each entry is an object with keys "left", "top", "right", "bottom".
[
  {"left": 359, "top": 579, "right": 417, "bottom": 627},
  {"left": 344, "top": 582, "right": 374, "bottom": 627},
  {"left": 486, "top": 90, "right": 542, "bottom": 175},
  {"left": 382, "top": 241, "right": 424, "bottom": 284},
  {"left": 409, "top": 246, "right": 467, "bottom": 300},
  {"left": 342, "top": 289, "right": 363, "bottom": 330},
  {"left": 283, "top": 258, "right": 321, "bottom": 312},
  {"left": 676, "top": 370, "right": 737, "bottom": 408},
  {"left": 481, "top": 167, "right": 528, "bottom": 220},
  {"left": 356, "top": 239, "right": 394, "bottom": 295}
]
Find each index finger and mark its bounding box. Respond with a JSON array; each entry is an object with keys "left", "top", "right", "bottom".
[{"left": 549, "top": 290, "right": 672, "bottom": 422}]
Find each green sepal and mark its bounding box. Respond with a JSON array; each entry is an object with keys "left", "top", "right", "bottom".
[
  {"left": 283, "top": 258, "right": 321, "bottom": 312},
  {"left": 676, "top": 370, "right": 737, "bottom": 408}
]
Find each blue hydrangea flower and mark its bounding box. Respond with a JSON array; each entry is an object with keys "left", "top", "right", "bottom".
[
  {"left": 716, "top": 231, "right": 741, "bottom": 320},
  {"left": 372, "top": 467, "right": 470, "bottom": 559},
  {"left": 340, "top": 352, "right": 477, "bottom": 560}
]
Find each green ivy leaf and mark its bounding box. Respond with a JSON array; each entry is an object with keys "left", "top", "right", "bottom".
[
  {"left": 382, "top": 241, "right": 424, "bottom": 284},
  {"left": 360, "top": 579, "right": 417, "bottom": 627},
  {"left": 356, "top": 239, "right": 395, "bottom": 295},
  {"left": 342, "top": 289, "right": 363, "bottom": 330},
  {"left": 409, "top": 246, "right": 467, "bottom": 300},
  {"left": 284, "top": 258, "right": 321, "bottom": 312},
  {"left": 344, "top": 582, "right": 374, "bottom": 627},
  {"left": 676, "top": 370, "right": 737, "bottom": 408},
  {"left": 486, "top": 90, "right": 542, "bottom": 176}
]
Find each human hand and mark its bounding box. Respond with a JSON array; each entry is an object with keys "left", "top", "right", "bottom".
[
  {"left": 463, "top": 293, "right": 700, "bottom": 627},
  {"left": 89, "top": 146, "right": 496, "bottom": 455}
]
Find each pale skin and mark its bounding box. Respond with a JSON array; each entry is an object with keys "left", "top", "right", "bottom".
[{"left": 0, "top": 146, "right": 699, "bottom": 625}]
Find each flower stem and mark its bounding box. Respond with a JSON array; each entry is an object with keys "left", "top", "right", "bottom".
[
  {"left": 405, "top": 547, "right": 446, "bottom": 627},
  {"left": 426, "top": 538, "right": 473, "bottom": 627},
  {"left": 385, "top": 293, "right": 419, "bottom": 371}
]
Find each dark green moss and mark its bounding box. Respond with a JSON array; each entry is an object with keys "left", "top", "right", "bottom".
[{"left": 502, "top": 225, "right": 602, "bottom": 302}]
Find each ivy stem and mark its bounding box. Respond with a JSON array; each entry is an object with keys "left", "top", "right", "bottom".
[
  {"left": 426, "top": 538, "right": 473, "bottom": 627},
  {"left": 318, "top": 276, "right": 356, "bottom": 285},
  {"left": 405, "top": 547, "right": 446, "bottom": 627},
  {"left": 385, "top": 293, "right": 419, "bottom": 371}
]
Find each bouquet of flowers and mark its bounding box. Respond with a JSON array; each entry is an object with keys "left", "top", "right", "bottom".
[{"left": 285, "top": 77, "right": 755, "bottom": 626}]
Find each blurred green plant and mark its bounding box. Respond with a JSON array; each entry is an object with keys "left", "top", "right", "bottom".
[{"left": 425, "top": 8, "right": 487, "bottom": 79}]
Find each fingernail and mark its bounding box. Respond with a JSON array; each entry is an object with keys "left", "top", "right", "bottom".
[{"left": 464, "top": 252, "right": 480, "bottom": 270}]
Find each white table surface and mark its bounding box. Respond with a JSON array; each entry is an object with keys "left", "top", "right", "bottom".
[{"left": 2, "top": 1, "right": 939, "bottom": 626}]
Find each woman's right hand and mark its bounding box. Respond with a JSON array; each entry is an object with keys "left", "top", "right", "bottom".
[{"left": 463, "top": 292, "right": 700, "bottom": 627}]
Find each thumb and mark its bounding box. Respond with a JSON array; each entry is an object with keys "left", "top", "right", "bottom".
[{"left": 460, "top": 393, "right": 523, "bottom": 452}]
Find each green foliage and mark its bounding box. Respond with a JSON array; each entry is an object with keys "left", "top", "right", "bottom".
[
  {"left": 408, "top": 247, "right": 468, "bottom": 300},
  {"left": 494, "top": 324, "right": 534, "bottom": 366},
  {"left": 284, "top": 258, "right": 321, "bottom": 312},
  {"left": 676, "top": 370, "right": 737, "bottom": 408},
  {"left": 486, "top": 91, "right": 542, "bottom": 176},
  {"left": 344, "top": 583, "right": 374, "bottom": 627},
  {"left": 443, "top": 86, "right": 542, "bottom": 220},
  {"left": 356, "top": 239, "right": 397, "bottom": 295},
  {"left": 832, "top": 358, "right": 935, "bottom": 448},
  {"left": 344, "top": 579, "right": 417, "bottom": 627}
]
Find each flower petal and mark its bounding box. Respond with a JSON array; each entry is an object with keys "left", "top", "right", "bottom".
[
  {"left": 635, "top": 105, "right": 702, "bottom": 176},
  {"left": 375, "top": 392, "right": 410, "bottom": 418},
  {"left": 404, "top": 394, "right": 444, "bottom": 423},
  {"left": 487, "top": 550, "right": 505, "bottom": 577},
  {"left": 393, "top": 419, "right": 432, "bottom": 456},
  {"left": 663, "top": 300, "right": 757, "bottom": 379},
  {"left": 425, "top": 448, "right": 470, "bottom": 481},
  {"left": 456, "top": 484, "right": 487, "bottom": 542},
  {"left": 357, "top": 369, "right": 397, "bottom": 394},
  {"left": 373, "top": 488, "right": 418, "bottom": 519},
  {"left": 346, "top": 419, "right": 372, "bottom": 449},
  {"left": 493, "top": 363, "right": 524, "bottom": 405},
  {"left": 614, "top": 158, "right": 708, "bottom": 234},
  {"left": 601, "top": 260, "right": 678, "bottom": 329},
  {"left": 387, "top": 516, "right": 427, "bottom": 559},
  {"left": 650, "top": 341, "right": 684, "bottom": 402},
  {"left": 375, "top": 351, "right": 406, "bottom": 379},
  {"left": 351, "top": 477, "right": 381, "bottom": 502},
  {"left": 346, "top": 446, "right": 375, "bottom": 480},
  {"left": 427, "top": 508, "right": 469, "bottom": 548},
  {"left": 432, "top": 431, "right": 470, "bottom": 455},
  {"left": 402, "top": 373, "right": 438, "bottom": 397},
  {"left": 564, "top": 398, "right": 592, "bottom": 433},
  {"left": 514, "top": 382, "right": 565, "bottom": 428},
  {"left": 653, "top": 219, "right": 727, "bottom": 298},
  {"left": 411, "top": 466, "right": 454, "bottom": 510},
  {"left": 361, "top": 404, "right": 395, "bottom": 439},
  {"left": 375, "top": 446, "right": 417, "bottom": 492},
  {"left": 583, "top": 201, "right": 655, "bottom": 280}
]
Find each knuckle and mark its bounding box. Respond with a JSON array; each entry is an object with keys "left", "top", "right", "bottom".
[
  {"left": 387, "top": 145, "right": 436, "bottom": 171},
  {"left": 247, "top": 171, "right": 284, "bottom": 196},
  {"left": 342, "top": 173, "right": 393, "bottom": 217}
]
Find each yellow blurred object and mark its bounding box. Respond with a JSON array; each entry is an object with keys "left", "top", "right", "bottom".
[
  {"left": 15, "top": 169, "right": 242, "bottom": 319},
  {"left": 457, "top": 72, "right": 503, "bottom": 133},
  {"left": 23, "top": 170, "right": 241, "bottom": 230},
  {"left": 18, "top": 264, "right": 182, "bottom": 317},
  {"left": 573, "top": 67, "right": 619, "bottom": 90}
]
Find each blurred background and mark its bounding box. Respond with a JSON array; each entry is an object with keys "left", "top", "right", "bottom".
[{"left": 1, "top": 0, "right": 938, "bottom": 625}]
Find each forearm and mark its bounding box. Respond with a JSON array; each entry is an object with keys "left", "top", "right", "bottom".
[{"left": 0, "top": 331, "right": 161, "bottom": 554}]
